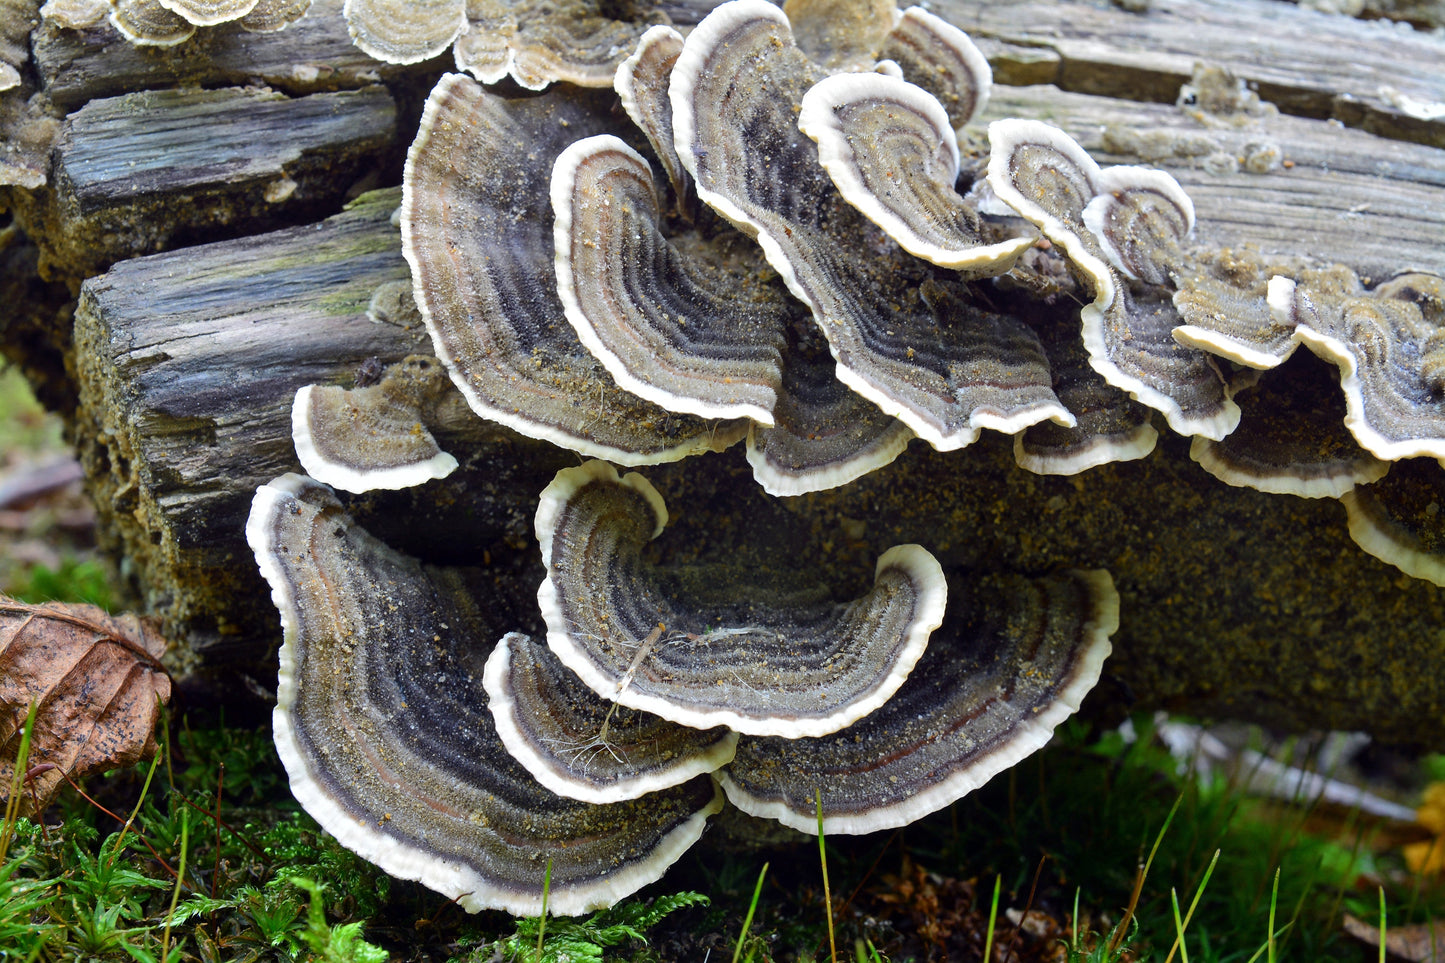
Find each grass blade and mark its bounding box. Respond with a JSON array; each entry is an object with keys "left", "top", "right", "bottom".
[
  {"left": 817, "top": 790, "right": 836, "bottom": 963},
  {"left": 732, "top": 862, "right": 769, "bottom": 963},
  {"left": 982, "top": 875, "right": 1001, "bottom": 963},
  {"left": 1164, "top": 848, "right": 1219, "bottom": 963},
  {"left": 537, "top": 856, "right": 552, "bottom": 963}
]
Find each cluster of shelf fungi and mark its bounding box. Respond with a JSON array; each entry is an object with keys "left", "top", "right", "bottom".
[{"left": 3, "top": 0, "right": 1443, "bottom": 919}]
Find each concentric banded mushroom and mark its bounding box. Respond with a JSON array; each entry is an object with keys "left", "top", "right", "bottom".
[
  {"left": 717, "top": 569, "right": 1118, "bottom": 834},
  {"left": 343, "top": 0, "right": 466, "bottom": 64},
  {"left": 1189, "top": 354, "right": 1388, "bottom": 498},
  {"left": 1277, "top": 271, "right": 1445, "bottom": 463},
  {"left": 799, "top": 72, "right": 1035, "bottom": 273},
  {"left": 671, "top": 0, "right": 1073, "bottom": 453},
  {"left": 291, "top": 356, "right": 459, "bottom": 493},
  {"left": 986, "top": 118, "right": 1239, "bottom": 441},
  {"left": 247, "top": 473, "right": 723, "bottom": 916},
  {"left": 536, "top": 460, "right": 947, "bottom": 736},
  {"left": 110, "top": 0, "right": 194, "bottom": 44},
  {"left": 157, "top": 0, "right": 257, "bottom": 27},
  {"left": 485, "top": 631, "right": 739, "bottom": 803},
  {"left": 1341, "top": 458, "right": 1445, "bottom": 586},
  {"left": 403, "top": 74, "right": 747, "bottom": 465}
]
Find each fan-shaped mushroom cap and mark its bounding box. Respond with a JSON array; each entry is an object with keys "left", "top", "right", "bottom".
[
  {"left": 247, "top": 473, "right": 723, "bottom": 916},
  {"left": 156, "top": 0, "right": 256, "bottom": 26},
  {"left": 671, "top": 0, "right": 1071, "bottom": 452},
  {"left": 1189, "top": 354, "right": 1388, "bottom": 498},
  {"left": 403, "top": 73, "right": 747, "bottom": 465},
  {"left": 717, "top": 569, "right": 1118, "bottom": 834},
  {"left": 1010, "top": 300, "right": 1158, "bottom": 475},
  {"left": 551, "top": 134, "right": 788, "bottom": 424},
  {"left": 485, "top": 631, "right": 739, "bottom": 803},
  {"left": 986, "top": 119, "right": 1238, "bottom": 441},
  {"left": 614, "top": 25, "right": 691, "bottom": 206},
  {"left": 291, "top": 356, "right": 459, "bottom": 493},
  {"left": 40, "top": 0, "right": 109, "bottom": 29},
  {"left": 453, "top": 0, "right": 662, "bottom": 90},
  {"left": 343, "top": 0, "right": 466, "bottom": 64},
  {"left": 1341, "top": 458, "right": 1445, "bottom": 586},
  {"left": 745, "top": 342, "right": 915, "bottom": 496},
  {"left": 110, "top": 0, "right": 195, "bottom": 44},
  {"left": 1282, "top": 271, "right": 1445, "bottom": 463},
  {"left": 536, "top": 460, "right": 947, "bottom": 737},
  {"left": 876, "top": 6, "right": 992, "bottom": 131},
  {"left": 1171, "top": 249, "right": 1301, "bottom": 370},
  {"left": 798, "top": 73, "right": 1034, "bottom": 273},
  {"left": 237, "top": 0, "right": 309, "bottom": 31}
]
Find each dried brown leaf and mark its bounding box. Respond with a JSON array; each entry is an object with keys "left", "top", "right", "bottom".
[
  {"left": 1345, "top": 914, "right": 1445, "bottom": 962},
  {"left": 0, "top": 597, "right": 171, "bottom": 812}
]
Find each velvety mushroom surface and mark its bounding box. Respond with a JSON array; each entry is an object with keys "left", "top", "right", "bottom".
[
  {"left": 986, "top": 119, "right": 1239, "bottom": 441},
  {"left": 485, "top": 631, "right": 739, "bottom": 803},
  {"left": 403, "top": 75, "right": 748, "bottom": 465},
  {"left": 536, "top": 461, "right": 947, "bottom": 736},
  {"left": 1278, "top": 271, "right": 1445, "bottom": 463},
  {"left": 247, "top": 474, "right": 723, "bottom": 916},
  {"left": 343, "top": 0, "right": 466, "bottom": 64},
  {"left": 718, "top": 569, "right": 1117, "bottom": 834},
  {"left": 291, "top": 355, "right": 458, "bottom": 493},
  {"left": 672, "top": 0, "right": 1073, "bottom": 452}
]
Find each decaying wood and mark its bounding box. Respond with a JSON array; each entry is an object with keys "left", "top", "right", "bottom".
[
  {"left": 5, "top": 0, "right": 1445, "bottom": 739},
  {"left": 18, "top": 84, "right": 396, "bottom": 278},
  {"left": 30, "top": 0, "right": 419, "bottom": 111},
  {"left": 940, "top": 0, "right": 1445, "bottom": 148},
  {"left": 982, "top": 85, "right": 1445, "bottom": 280}
]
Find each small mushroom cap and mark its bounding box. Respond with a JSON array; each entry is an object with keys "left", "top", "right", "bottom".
[
  {"left": 1012, "top": 295, "right": 1158, "bottom": 476},
  {"left": 41, "top": 0, "right": 110, "bottom": 30},
  {"left": 156, "top": 0, "right": 258, "bottom": 26},
  {"left": 237, "top": 0, "right": 310, "bottom": 31},
  {"left": 1189, "top": 353, "right": 1388, "bottom": 499},
  {"left": 1341, "top": 458, "right": 1445, "bottom": 586},
  {"left": 798, "top": 72, "right": 1034, "bottom": 273},
  {"left": 536, "top": 460, "right": 947, "bottom": 737},
  {"left": 403, "top": 73, "right": 747, "bottom": 465},
  {"left": 877, "top": 6, "right": 993, "bottom": 130},
  {"left": 291, "top": 356, "right": 459, "bottom": 493},
  {"left": 551, "top": 134, "right": 788, "bottom": 423},
  {"left": 672, "top": 1, "right": 1071, "bottom": 451},
  {"left": 110, "top": 0, "right": 196, "bottom": 44},
  {"left": 614, "top": 24, "right": 691, "bottom": 206},
  {"left": 1171, "top": 249, "right": 1301, "bottom": 370},
  {"left": 344, "top": 0, "right": 466, "bottom": 64},
  {"left": 453, "top": 0, "right": 663, "bottom": 90},
  {"left": 485, "top": 631, "right": 739, "bottom": 803},
  {"left": 717, "top": 569, "right": 1118, "bottom": 835},
  {"left": 1284, "top": 271, "right": 1445, "bottom": 462},
  {"left": 247, "top": 473, "right": 723, "bottom": 916},
  {"left": 745, "top": 333, "right": 914, "bottom": 496},
  {"left": 1080, "top": 166, "right": 1194, "bottom": 287},
  {"left": 987, "top": 118, "right": 1237, "bottom": 440}
]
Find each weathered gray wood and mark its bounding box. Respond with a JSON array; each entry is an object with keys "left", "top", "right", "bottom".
[
  {"left": 70, "top": 187, "right": 548, "bottom": 660},
  {"left": 940, "top": 0, "right": 1445, "bottom": 147},
  {"left": 980, "top": 85, "right": 1445, "bottom": 280},
  {"left": 31, "top": 0, "right": 431, "bottom": 111},
  {"left": 70, "top": 184, "right": 1445, "bottom": 746},
  {"left": 17, "top": 84, "right": 396, "bottom": 279}
]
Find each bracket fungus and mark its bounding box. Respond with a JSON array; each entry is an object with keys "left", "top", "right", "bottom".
[
  {"left": 719, "top": 569, "right": 1117, "bottom": 834},
  {"left": 536, "top": 460, "right": 947, "bottom": 736},
  {"left": 291, "top": 355, "right": 459, "bottom": 493},
  {"left": 242, "top": 0, "right": 1445, "bottom": 917},
  {"left": 246, "top": 474, "right": 724, "bottom": 915},
  {"left": 485, "top": 631, "right": 739, "bottom": 803},
  {"left": 986, "top": 118, "right": 1240, "bottom": 442},
  {"left": 344, "top": 0, "right": 663, "bottom": 89},
  {"left": 100, "top": 0, "right": 307, "bottom": 43}
]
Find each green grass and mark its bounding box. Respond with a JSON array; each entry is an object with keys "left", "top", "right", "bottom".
[{"left": 2, "top": 707, "right": 1441, "bottom": 962}]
